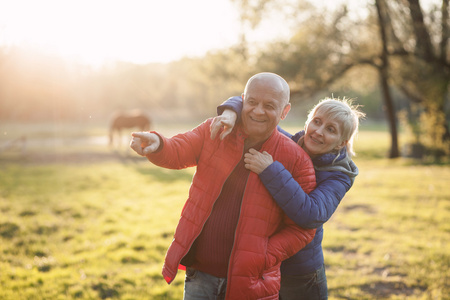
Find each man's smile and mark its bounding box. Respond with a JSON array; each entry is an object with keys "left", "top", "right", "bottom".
[{"left": 249, "top": 116, "right": 266, "bottom": 123}]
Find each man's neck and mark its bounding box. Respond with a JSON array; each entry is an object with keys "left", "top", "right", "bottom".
[{"left": 244, "top": 138, "right": 266, "bottom": 151}]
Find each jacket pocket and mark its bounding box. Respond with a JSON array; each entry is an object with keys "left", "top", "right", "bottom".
[{"left": 260, "top": 263, "right": 282, "bottom": 297}]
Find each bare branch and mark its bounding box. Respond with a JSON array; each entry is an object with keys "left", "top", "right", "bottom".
[
  {"left": 440, "top": 0, "right": 449, "bottom": 63},
  {"left": 407, "top": 0, "right": 435, "bottom": 60}
]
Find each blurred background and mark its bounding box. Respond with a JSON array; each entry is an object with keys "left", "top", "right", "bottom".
[
  {"left": 0, "top": 1, "right": 449, "bottom": 299},
  {"left": 0, "top": 0, "right": 448, "bottom": 161}
]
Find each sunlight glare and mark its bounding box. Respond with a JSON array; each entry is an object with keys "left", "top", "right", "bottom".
[{"left": 0, "top": 0, "right": 240, "bottom": 66}]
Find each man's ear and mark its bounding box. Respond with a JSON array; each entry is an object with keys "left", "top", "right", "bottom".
[
  {"left": 281, "top": 103, "right": 291, "bottom": 120},
  {"left": 241, "top": 93, "right": 245, "bottom": 101}
]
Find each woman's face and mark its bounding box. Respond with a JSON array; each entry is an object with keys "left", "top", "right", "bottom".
[{"left": 302, "top": 112, "right": 347, "bottom": 157}]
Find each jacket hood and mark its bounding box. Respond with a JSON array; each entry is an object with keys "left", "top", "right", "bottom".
[{"left": 314, "top": 154, "right": 359, "bottom": 183}]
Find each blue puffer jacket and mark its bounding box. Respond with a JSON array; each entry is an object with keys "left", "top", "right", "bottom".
[{"left": 218, "top": 96, "right": 359, "bottom": 276}]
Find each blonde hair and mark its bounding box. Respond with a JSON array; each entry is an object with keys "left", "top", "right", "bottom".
[{"left": 305, "top": 97, "right": 365, "bottom": 157}]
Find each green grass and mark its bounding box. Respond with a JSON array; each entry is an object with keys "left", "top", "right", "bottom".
[
  {"left": 0, "top": 161, "right": 192, "bottom": 299},
  {"left": 0, "top": 124, "right": 449, "bottom": 299},
  {"left": 324, "top": 159, "right": 449, "bottom": 299}
]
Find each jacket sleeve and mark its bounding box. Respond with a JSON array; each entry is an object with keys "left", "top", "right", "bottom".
[
  {"left": 265, "top": 154, "right": 317, "bottom": 266},
  {"left": 145, "top": 120, "right": 209, "bottom": 169},
  {"left": 266, "top": 216, "right": 316, "bottom": 267},
  {"left": 260, "top": 161, "right": 353, "bottom": 229},
  {"left": 217, "top": 96, "right": 243, "bottom": 120},
  {"left": 276, "top": 126, "right": 294, "bottom": 139}
]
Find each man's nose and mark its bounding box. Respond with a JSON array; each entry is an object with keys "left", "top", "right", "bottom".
[{"left": 253, "top": 104, "right": 264, "bottom": 114}]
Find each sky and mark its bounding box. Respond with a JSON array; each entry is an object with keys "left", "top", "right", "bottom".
[
  {"left": 0, "top": 0, "right": 437, "bottom": 67},
  {"left": 0, "top": 0, "right": 243, "bottom": 66}
]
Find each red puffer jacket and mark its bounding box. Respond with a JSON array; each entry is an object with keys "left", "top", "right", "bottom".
[{"left": 146, "top": 118, "right": 316, "bottom": 300}]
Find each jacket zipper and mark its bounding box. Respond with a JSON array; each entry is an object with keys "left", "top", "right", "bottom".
[
  {"left": 173, "top": 135, "right": 245, "bottom": 281},
  {"left": 224, "top": 144, "right": 254, "bottom": 298}
]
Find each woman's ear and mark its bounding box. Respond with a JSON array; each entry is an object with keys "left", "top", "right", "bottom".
[{"left": 335, "top": 140, "right": 348, "bottom": 151}]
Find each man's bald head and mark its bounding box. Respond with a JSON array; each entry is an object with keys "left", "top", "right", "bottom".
[{"left": 243, "top": 72, "right": 290, "bottom": 106}]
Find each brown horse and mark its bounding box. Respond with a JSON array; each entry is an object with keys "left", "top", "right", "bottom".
[{"left": 109, "top": 111, "right": 151, "bottom": 146}]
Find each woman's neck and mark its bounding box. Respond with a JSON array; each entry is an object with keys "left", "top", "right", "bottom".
[{"left": 297, "top": 136, "right": 315, "bottom": 158}]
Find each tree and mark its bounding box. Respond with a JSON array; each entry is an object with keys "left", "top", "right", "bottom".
[
  {"left": 380, "top": 0, "right": 450, "bottom": 159},
  {"left": 375, "top": 0, "right": 400, "bottom": 158},
  {"left": 231, "top": 0, "right": 450, "bottom": 160},
  {"left": 232, "top": 0, "right": 403, "bottom": 156}
]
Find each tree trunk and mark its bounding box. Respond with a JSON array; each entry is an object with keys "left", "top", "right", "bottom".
[
  {"left": 408, "top": 0, "right": 435, "bottom": 61},
  {"left": 379, "top": 68, "right": 400, "bottom": 158},
  {"left": 440, "top": 0, "right": 450, "bottom": 143},
  {"left": 375, "top": 0, "right": 400, "bottom": 158}
]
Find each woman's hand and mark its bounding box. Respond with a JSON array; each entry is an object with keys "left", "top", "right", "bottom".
[
  {"left": 210, "top": 109, "right": 237, "bottom": 140},
  {"left": 244, "top": 148, "right": 273, "bottom": 174}
]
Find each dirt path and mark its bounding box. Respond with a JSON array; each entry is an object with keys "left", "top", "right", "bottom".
[{"left": 0, "top": 135, "right": 141, "bottom": 165}]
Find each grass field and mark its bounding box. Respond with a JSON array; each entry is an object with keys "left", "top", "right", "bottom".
[{"left": 0, "top": 122, "right": 449, "bottom": 299}]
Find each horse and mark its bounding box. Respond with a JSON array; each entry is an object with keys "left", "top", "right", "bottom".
[{"left": 109, "top": 110, "right": 151, "bottom": 147}]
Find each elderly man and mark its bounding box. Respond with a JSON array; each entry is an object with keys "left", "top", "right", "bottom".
[{"left": 130, "top": 72, "right": 316, "bottom": 300}]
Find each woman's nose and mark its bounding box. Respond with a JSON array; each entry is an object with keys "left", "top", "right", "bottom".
[{"left": 316, "top": 126, "right": 324, "bottom": 135}]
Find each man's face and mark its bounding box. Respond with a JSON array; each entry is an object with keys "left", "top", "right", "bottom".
[{"left": 241, "top": 78, "right": 290, "bottom": 143}]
